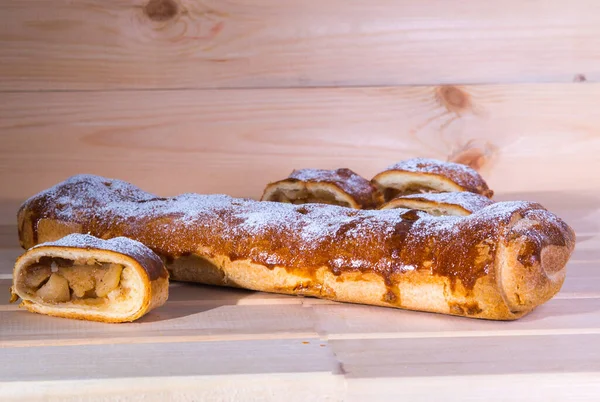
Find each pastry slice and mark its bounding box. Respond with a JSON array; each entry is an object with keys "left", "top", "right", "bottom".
[
  {"left": 379, "top": 192, "right": 494, "bottom": 216},
  {"left": 10, "top": 234, "right": 169, "bottom": 323},
  {"left": 261, "top": 168, "right": 382, "bottom": 209},
  {"left": 371, "top": 158, "right": 494, "bottom": 202}
]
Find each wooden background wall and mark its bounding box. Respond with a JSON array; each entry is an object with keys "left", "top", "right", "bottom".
[{"left": 1, "top": 0, "right": 599, "bottom": 228}]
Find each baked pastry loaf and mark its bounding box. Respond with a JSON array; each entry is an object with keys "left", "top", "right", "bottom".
[
  {"left": 10, "top": 233, "right": 169, "bottom": 323},
  {"left": 261, "top": 168, "right": 382, "bottom": 209},
  {"left": 379, "top": 192, "right": 494, "bottom": 216},
  {"left": 17, "top": 174, "right": 575, "bottom": 320},
  {"left": 372, "top": 158, "right": 494, "bottom": 202}
]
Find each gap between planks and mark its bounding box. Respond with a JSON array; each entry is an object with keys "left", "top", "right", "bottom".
[
  {"left": 5, "top": 327, "right": 600, "bottom": 349},
  {"left": 0, "top": 332, "right": 321, "bottom": 349},
  {"left": 2, "top": 339, "right": 600, "bottom": 400}
]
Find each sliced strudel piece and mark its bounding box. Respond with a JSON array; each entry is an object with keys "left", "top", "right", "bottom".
[
  {"left": 10, "top": 234, "right": 169, "bottom": 323},
  {"left": 380, "top": 192, "right": 494, "bottom": 216},
  {"left": 371, "top": 158, "right": 494, "bottom": 202},
  {"left": 261, "top": 168, "right": 382, "bottom": 209}
]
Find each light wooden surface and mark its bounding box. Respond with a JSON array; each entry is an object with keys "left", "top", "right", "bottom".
[
  {"left": 1, "top": 0, "right": 600, "bottom": 90},
  {"left": 0, "top": 200, "right": 599, "bottom": 400},
  {"left": 2, "top": 0, "right": 600, "bottom": 399},
  {"left": 2, "top": 84, "right": 600, "bottom": 224}
]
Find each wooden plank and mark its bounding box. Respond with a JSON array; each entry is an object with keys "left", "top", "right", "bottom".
[
  {"left": 570, "top": 233, "right": 600, "bottom": 262},
  {"left": 0, "top": 302, "right": 320, "bottom": 347},
  {"left": 314, "top": 298, "right": 600, "bottom": 340},
  {"left": 0, "top": 374, "right": 346, "bottom": 402},
  {"left": 330, "top": 334, "right": 600, "bottom": 378},
  {"left": 0, "top": 340, "right": 344, "bottom": 400},
  {"left": 1, "top": 85, "right": 599, "bottom": 224},
  {"left": 0, "top": 249, "right": 20, "bottom": 276},
  {"left": 3, "top": 278, "right": 599, "bottom": 347},
  {"left": 1, "top": 0, "right": 600, "bottom": 90},
  {"left": 346, "top": 373, "right": 600, "bottom": 402},
  {"left": 0, "top": 225, "right": 19, "bottom": 249},
  {"left": 558, "top": 262, "right": 600, "bottom": 299}
]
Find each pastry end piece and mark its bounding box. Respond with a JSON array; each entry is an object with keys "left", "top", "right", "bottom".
[{"left": 10, "top": 234, "right": 169, "bottom": 323}]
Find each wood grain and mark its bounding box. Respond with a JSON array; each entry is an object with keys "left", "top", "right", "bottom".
[
  {"left": 0, "top": 303, "right": 319, "bottom": 347},
  {"left": 346, "top": 373, "right": 600, "bottom": 402},
  {"left": 1, "top": 84, "right": 599, "bottom": 225},
  {"left": 0, "top": 225, "right": 19, "bottom": 248},
  {"left": 2, "top": 0, "right": 600, "bottom": 397},
  {"left": 1, "top": 374, "right": 345, "bottom": 402},
  {"left": 3, "top": 297, "right": 600, "bottom": 347},
  {"left": 0, "top": 248, "right": 21, "bottom": 275},
  {"left": 2, "top": 336, "right": 600, "bottom": 400},
  {"left": 314, "top": 298, "right": 600, "bottom": 340},
  {"left": 0, "top": 339, "right": 342, "bottom": 380},
  {"left": 331, "top": 334, "right": 600, "bottom": 378},
  {"left": 1, "top": 0, "right": 600, "bottom": 90},
  {"left": 559, "top": 262, "right": 600, "bottom": 299}
]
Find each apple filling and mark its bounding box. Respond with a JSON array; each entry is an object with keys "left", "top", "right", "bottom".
[
  {"left": 383, "top": 186, "right": 437, "bottom": 202},
  {"left": 270, "top": 187, "right": 352, "bottom": 207},
  {"left": 19, "top": 257, "right": 127, "bottom": 306}
]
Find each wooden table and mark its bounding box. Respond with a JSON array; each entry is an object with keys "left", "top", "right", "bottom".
[
  {"left": 1, "top": 195, "right": 599, "bottom": 401},
  {"left": 2, "top": 0, "right": 600, "bottom": 399}
]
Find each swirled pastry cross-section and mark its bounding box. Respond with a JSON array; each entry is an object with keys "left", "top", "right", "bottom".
[
  {"left": 372, "top": 158, "right": 494, "bottom": 202},
  {"left": 261, "top": 168, "right": 382, "bottom": 209}
]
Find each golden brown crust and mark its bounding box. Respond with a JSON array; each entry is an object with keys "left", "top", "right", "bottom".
[
  {"left": 10, "top": 234, "right": 169, "bottom": 323},
  {"left": 379, "top": 192, "right": 495, "bottom": 216},
  {"left": 17, "top": 174, "right": 575, "bottom": 320},
  {"left": 261, "top": 168, "right": 383, "bottom": 209},
  {"left": 371, "top": 158, "right": 494, "bottom": 201}
]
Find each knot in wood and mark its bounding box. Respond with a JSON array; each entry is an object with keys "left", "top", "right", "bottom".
[
  {"left": 436, "top": 85, "right": 471, "bottom": 114},
  {"left": 144, "top": 0, "right": 179, "bottom": 22}
]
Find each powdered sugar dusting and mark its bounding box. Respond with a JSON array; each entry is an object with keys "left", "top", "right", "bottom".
[
  {"left": 386, "top": 158, "right": 477, "bottom": 176},
  {"left": 25, "top": 174, "right": 534, "bottom": 250},
  {"left": 281, "top": 168, "right": 379, "bottom": 208},
  {"left": 382, "top": 158, "right": 492, "bottom": 196},
  {"left": 35, "top": 233, "right": 150, "bottom": 256},
  {"left": 289, "top": 168, "right": 371, "bottom": 192},
  {"left": 29, "top": 174, "right": 158, "bottom": 220},
  {"left": 21, "top": 174, "right": 571, "bottom": 289}
]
